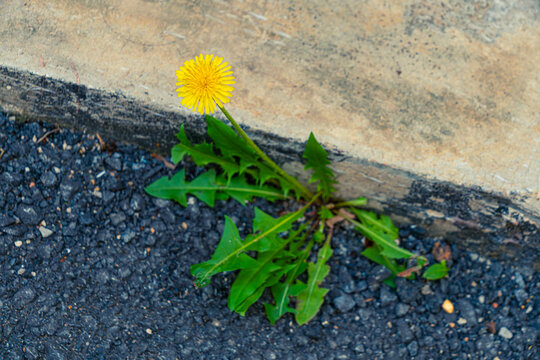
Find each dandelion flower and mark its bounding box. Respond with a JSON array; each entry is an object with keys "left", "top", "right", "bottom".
[{"left": 175, "top": 54, "right": 235, "bottom": 114}]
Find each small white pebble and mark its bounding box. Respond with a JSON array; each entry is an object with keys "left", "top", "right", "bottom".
[
  {"left": 31, "top": 272, "right": 36, "bottom": 277},
  {"left": 187, "top": 197, "right": 196, "bottom": 205},
  {"left": 457, "top": 318, "right": 467, "bottom": 325},
  {"left": 17, "top": 268, "right": 25, "bottom": 275},
  {"left": 146, "top": 328, "right": 152, "bottom": 335},
  {"left": 39, "top": 226, "right": 54, "bottom": 238},
  {"left": 498, "top": 327, "right": 513, "bottom": 339},
  {"left": 53, "top": 166, "right": 61, "bottom": 174},
  {"left": 469, "top": 253, "right": 479, "bottom": 261},
  {"left": 479, "top": 295, "right": 485, "bottom": 304},
  {"left": 14, "top": 240, "right": 23, "bottom": 247}
]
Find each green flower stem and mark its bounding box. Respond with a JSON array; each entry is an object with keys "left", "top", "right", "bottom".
[{"left": 218, "top": 105, "right": 314, "bottom": 201}]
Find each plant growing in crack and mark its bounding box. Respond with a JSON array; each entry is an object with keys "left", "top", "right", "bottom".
[{"left": 145, "top": 54, "right": 449, "bottom": 325}]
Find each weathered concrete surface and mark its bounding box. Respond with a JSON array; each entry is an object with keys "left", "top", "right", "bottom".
[
  {"left": 0, "top": 67, "right": 538, "bottom": 268},
  {"left": 0, "top": 1, "right": 539, "bottom": 263}
]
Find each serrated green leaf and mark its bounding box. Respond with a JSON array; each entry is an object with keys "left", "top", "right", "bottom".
[
  {"left": 350, "top": 208, "right": 412, "bottom": 259},
  {"left": 318, "top": 206, "right": 334, "bottom": 220},
  {"left": 228, "top": 259, "right": 282, "bottom": 315},
  {"left": 205, "top": 115, "right": 295, "bottom": 196},
  {"left": 145, "top": 169, "right": 285, "bottom": 208},
  {"left": 295, "top": 243, "right": 333, "bottom": 325},
  {"left": 145, "top": 169, "right": 217, "bottom": 207},
  {"left": 191, "top": 206, "right": 308, "bottom": 289},
  {"left": 264, "top": 242, "right": 312, "bottom": 325},
  {"left": 265, "top": 279, "right": 306, "bottom": 325},
  {"left": 231, "top": 264, "right": 294, "bottom": 316},
  {"left": 351, "top": 208, "right": 398, "bottom": 239},
  {"left": 302, "top": 132, "right": 337, "bottom": 201},
  {"left": 228, "top": 224, "right": 305, "bottom": 314},
  {"left": 248, "top": 207, "right": 304, "bottom": 252},
  {"left": 423, "top": 261, "right": 449, "bottom": 280},
  {"left": 218, "top": 175, "right": 284, "bottom": 204},
  {"left": 190, "top": 216, "right": 259, "bottom": 287},
  {"left": 171, "top": 125, "right": 240, "bottom": 179}
]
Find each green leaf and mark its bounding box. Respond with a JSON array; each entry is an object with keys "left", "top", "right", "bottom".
[
  {"left": 335, "top": 197, "right": 367, "bottom": 207},
  {"left": 219, "top": 175, "right": 285, "bottom": 204},
  {"left": 361, "top": 246, "right": 389, "bottom": 267},
  {"left": 265, "top": 277, "right": 306, "bottom": 324},
  {"left": 350, "top": 208, "right": 413, "bottom": 259},
  {"left": 171, "top": 125, "right": 240, "bottom": 179},
  {"left": 190, "top": 207, "right": 307, "bottom": 289},
  {"left": 248, "top": 207, "right": 305, "bottom": 252},
  {"left": 228, "top": 224, "right": 305, "bottom": 314},
  {"left": 145, "top": 169, "right": 285, "bottom": 208},
  {"left": 302, "top": 132, "right": 337, "bottom": 201},
  {"left": 351, "top": 208, "right": 398, "bottom": 239},
  {"left": 264, "top": 242, "right": 312, "bottom": 325},
  {"left": 423, "top": 261, "right": 449, "bottom": 280},
  {"left": 145, "top": 169, "right": 218, "bottom": 207},
  {"left": 205, "top": 115, "right": 295, "bottom": 196},
  {"left": 295, "top": 243, "right": 333, "bottom": 325},
  {"left": 231, "top": 264, "right": 293, "bottom": 316},
  {"left": 361, "top": 247, "right": 402, "bottom": 288},
  {"left": 190, "top": 216, "right": 259, "bottom": 287},
  {"left": 318, "top": 206, "right": 334, "bottom": 220}
]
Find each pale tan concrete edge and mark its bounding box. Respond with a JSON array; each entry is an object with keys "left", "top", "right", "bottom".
[{"left": 1, "top": 65, "right": 538, "bottom": 268}]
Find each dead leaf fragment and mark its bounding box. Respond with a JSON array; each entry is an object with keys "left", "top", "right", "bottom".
[
  {"left": 326, "top": 215, "right": 344, "bottom": 229},
  {"left": 432, "top": 241, "right": 452, "bottom": 262},
  {"left": 397, "top": 266, "right": 421, "bottom": 278},
  {"left": 337, "top": 208, "right": 355, "bottom": 220},
  {"left": 486, "top": 321, "right": 497, "bottom": 334}
]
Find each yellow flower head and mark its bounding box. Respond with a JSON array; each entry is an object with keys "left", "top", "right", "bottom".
[{"left": 175, "top": 54, "right": 235, "bottom": 114}]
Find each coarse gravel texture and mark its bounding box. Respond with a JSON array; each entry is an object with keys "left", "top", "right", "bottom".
[{"left": 0, "top": 112, "right": 538, "bottom": 360}]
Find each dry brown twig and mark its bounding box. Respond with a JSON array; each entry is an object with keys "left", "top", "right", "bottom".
[
  {"left": 37, "top": 127, "right": 61, "bottom": 144},
  {"left": 151, "top": 153, "right": 176, "bottom": 170},
  {"left": 95, "top": 133, "right": 106, "bottom": 151}
]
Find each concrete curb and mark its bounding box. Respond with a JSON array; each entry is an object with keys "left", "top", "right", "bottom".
[{"left": 1, "top": 65, "right": 538, "bottom": 268}]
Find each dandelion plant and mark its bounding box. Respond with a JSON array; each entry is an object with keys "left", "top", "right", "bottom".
[{"left": 145, "top": 54, "right": 449, "bottom": 325}]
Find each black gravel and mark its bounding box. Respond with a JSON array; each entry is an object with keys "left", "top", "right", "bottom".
[{"left": 0, "top": 112, "right": 538, "bottom": 359}]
